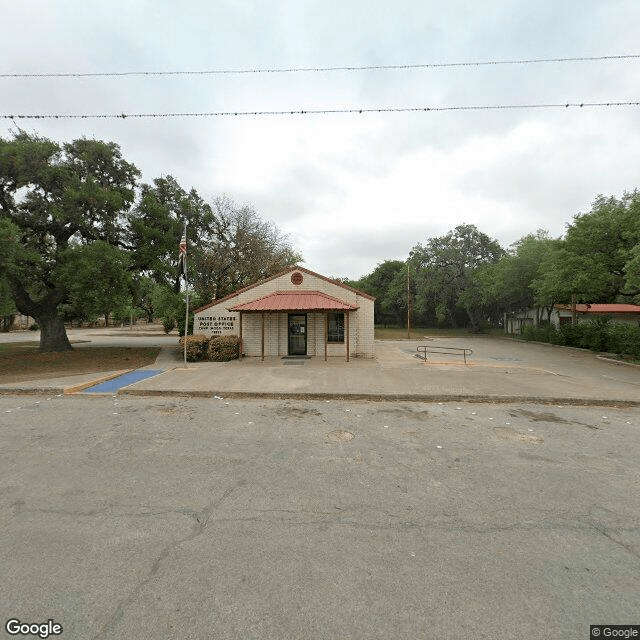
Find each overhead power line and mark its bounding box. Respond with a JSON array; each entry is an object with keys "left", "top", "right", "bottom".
[
  {"left": 2, "top": 102, "right": 639, "bottom": 120},
  {"left": 1, "top": 54, "right": 639, "bottom": 78}
]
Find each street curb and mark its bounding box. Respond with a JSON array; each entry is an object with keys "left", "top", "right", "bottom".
[
  {"left": 116, "top": 388, "right": 640, "bottom": 407},
  {"left": 0, "top": 387, "right": 67, "bottom": 396},
  {"left": 1, "top": 386, "right": 638, "bottom": 407},
  {"left": 596, "top": 355, "right": 640, "bottom": 368},
  {"left": 0, "top": 369, "right": 132, "bottom": 396}
]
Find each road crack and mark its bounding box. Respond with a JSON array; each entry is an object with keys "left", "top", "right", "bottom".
[{"left": 92, "top": 479, "right": 244, "bottom": 640}]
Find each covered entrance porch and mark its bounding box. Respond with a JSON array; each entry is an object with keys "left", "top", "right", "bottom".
[{"left": 228, "top": 291, "right": 358, "bottom": 362}]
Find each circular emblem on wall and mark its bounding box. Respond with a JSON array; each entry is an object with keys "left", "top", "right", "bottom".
[{"left": 291, "top": 271, "right": 303, "bottom": 285}]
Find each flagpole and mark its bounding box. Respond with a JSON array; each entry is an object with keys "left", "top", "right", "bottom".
[{"left": 182, "top": 220, "right": 189, "bottom": 369}]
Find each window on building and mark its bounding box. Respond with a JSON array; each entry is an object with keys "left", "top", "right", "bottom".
[{"left": 327, "top": 312, "right": 345, "bottom": 343}]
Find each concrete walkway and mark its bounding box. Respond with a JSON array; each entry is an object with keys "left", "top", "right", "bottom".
[
  {"left": 122, "top": 338, "right": 640, "bottom": 404},
  {"left": 3, "top": 335, "right": 638, "bottom": 405}
]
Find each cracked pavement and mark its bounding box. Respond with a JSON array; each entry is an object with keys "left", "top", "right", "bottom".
[{"left": 1, "top": 395, "right": 639, "bottom": 639}]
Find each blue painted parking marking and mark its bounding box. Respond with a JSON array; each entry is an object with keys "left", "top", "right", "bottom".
[{"left": 83, "top": 369, "right": 164, "bottom": 393}]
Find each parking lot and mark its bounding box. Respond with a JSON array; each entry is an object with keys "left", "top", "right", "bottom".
[{"left": 2, "top": 330, "right": 639, "bottom": 404}]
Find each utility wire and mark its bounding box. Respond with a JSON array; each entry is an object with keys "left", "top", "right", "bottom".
[
  {"left": 1, "top": 54, "right": 639, "bottom": 78},
  {"left": 2, "top": 102, "right": 639, "bottom": 119}
]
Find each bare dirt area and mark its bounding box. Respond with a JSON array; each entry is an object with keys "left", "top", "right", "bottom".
[{"left": 0, "top": 343, "right": 160, "bottom": 383}]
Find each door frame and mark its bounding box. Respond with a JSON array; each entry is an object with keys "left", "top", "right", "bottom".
[{"left": 287, "top": 313, "right": 307, "bottom": 356}]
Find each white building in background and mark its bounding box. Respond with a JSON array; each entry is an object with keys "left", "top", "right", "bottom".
[
  {"left": 193, "top": 266, "right": 375, "bottom": 360},
  {"left": 504, "top": 303, "right": 640, "bottom": 333}
]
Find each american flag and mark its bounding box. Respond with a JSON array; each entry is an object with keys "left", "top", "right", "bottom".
[{"left": 177, "top": 230, "right": 187, "bottom": 280}]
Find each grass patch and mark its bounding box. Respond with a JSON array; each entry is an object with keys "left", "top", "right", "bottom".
[
  {"left": 0, "top": 341, "right": 39, "bottom": 354},
  {"left": 0, "top": 345, "right": 160, "bottom": 383}
]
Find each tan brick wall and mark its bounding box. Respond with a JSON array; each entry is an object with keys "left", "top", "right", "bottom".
[{"left": 194, "top": 269, "right": 375, "bottom": 358}]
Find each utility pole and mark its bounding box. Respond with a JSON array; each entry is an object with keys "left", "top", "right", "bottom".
[
  {"left": 180, "top": 221, "right": 189, "bottom": 368},
  {"left": 406, "top": 262, "right": 411, "bottom": 339}
]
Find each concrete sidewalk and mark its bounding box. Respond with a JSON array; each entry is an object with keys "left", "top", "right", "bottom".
[
  {"left": 124, "top": 338, "right": 640, "bottom": 404},
  {"left": 3, "top": 337, "right": 638, "bottom": 405}
]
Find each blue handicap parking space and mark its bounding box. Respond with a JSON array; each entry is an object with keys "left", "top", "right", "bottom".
[{"left": 83, "top": 369, "right": 164, "bottom": 394}]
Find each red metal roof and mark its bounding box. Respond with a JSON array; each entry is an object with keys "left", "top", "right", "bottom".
[
  {"left": 555, "top": 303, "right": 640, "bottom": 313},
  {"left": 193, "top": 265, "right": 374, "bottom": 314},
  {"left": 228, "top": 290, "right": 358, "bottom": 312}
]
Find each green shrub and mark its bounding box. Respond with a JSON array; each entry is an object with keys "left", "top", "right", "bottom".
[
  {"left": 603, "top": 322, "right": 640, "bottom": 357},
  {"left": 557, "top": 323, "right": 577, "bottom": 346},
  {"left": 526, "top": 319, "right": 640, "bottom": 357},
  {"left": 570, "top": 318, "right": 609, "bottom": 351},
  {"left": 521, "top": 324, "right": 559, "bottom": 343},
  {"left": 177, "top": 314, "right": 194, "bottom": 337},
  {"left": 162, "top": 316, "right": 175, "bottom": 334},
  {"left": 29, "top": 323, "right": 39, "bottom": 331},
  {"left": 520, "top": 325, "right": 537, "bottom": 341},
  {"left": 208, "top": 334, "right": 240, "bottom": 361},
  {"left": 178, "top": 334, "right": 210, "bottom": 361}
]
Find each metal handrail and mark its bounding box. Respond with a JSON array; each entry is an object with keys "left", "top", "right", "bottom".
[{"left": 416, "top": 344, "right": 473, "bottom": 364}]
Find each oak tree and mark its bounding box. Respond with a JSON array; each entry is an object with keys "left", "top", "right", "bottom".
[
  {"left": 533, "top": 192, "right": 640, "bottom": 304},
  {"left": 410, "top": 224, "right": 504, "bottom": 330},
  {"left": 0, "top": 131, "right": 139, "bottom": 351}
]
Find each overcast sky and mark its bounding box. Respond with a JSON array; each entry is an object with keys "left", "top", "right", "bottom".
[{"left": 2, "top": 1, "right": 640, "bottom": 279}]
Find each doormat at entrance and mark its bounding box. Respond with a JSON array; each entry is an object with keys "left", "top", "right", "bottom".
[
  {"left": 283, "top": 361, "right": 305, "bottom": 365},
  {"left": 281, "top": 356, "right": 311, "bottom": 360}
]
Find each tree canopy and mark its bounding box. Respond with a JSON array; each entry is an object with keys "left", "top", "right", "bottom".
[
  {"left": 129, "top": 175, "right": 215, "bottom": 290},
  {"left": 533, "top": 192, "right": 640, "bottom": 304},
  {"left": 191, "top": 195, "right": 302, "bottom": 301},
  {"left": 475, "top": 230, "right": 559, "bottom": 323},
  {"left": 345, "top": 259, "right": 407, "bottom": 326},
  {"left": 3, "top": 129, "right": 639, "bottom": 345},
  {"left": 0, "top": 131, "right": 139, "bottom": 350},
  {"left": 0, "top": 131, "right": 302, "bottom": 350},
  {"left": 353, "top": 191, "right": 640, "bottom": 331},
  {"left": 409, "top": 224, "right": 505, "bottom": 330}
]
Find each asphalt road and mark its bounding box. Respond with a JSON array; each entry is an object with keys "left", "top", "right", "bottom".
[{"left": 1, "top": 395, "right": 638, "bottom": 639}]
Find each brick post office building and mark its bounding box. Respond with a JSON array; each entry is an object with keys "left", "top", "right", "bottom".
[{"left": 193, "top": 266, "right": 375, "bottom": 360}]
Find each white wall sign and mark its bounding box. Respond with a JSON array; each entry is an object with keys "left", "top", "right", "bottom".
[{"left": 195, "top": 313, "right": 238, "bottom": 336}]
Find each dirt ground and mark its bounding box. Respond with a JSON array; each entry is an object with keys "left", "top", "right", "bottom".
[{"left": 0, "top": 342, "right": 160, "bottom": 383}]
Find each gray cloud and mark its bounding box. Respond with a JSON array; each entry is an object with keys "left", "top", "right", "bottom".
[{"left": 2, "top": 0, "right": 639, "bottom": 280}]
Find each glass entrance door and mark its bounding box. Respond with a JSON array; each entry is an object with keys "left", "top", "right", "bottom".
[{"left": 288, "top": 314, "right": 307, "bottom": 355}]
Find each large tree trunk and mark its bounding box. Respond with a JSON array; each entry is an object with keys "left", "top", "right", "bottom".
[
  {"left": 8, "top": 279, "right": 73, "bottom": 352},
  {"left": 1, "top": 315, "right": 15, "bottom": 332},
  {"left": 466, "top": 307, "right": 484, "bottom": 333},
  {"left": 36, "top": 312, "right": 73, "bottom": 352}
]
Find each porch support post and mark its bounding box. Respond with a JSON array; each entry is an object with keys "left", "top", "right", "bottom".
[
  {"left": 239, "top": 311, "right": 243, "bottom": 360},
  {"left": 261, "top": 312, "right": 265, "bottom": 361},
  {"left": 345, "top": 310, "right": 350, "bottom": 362},
  {"left": 324, "top": 312, "right": 328, "bottom": 361}
]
